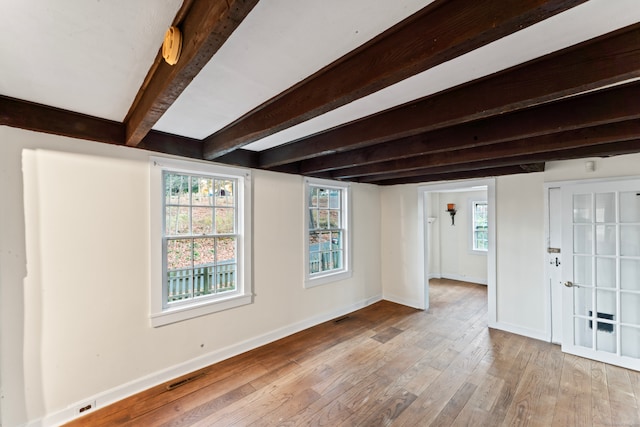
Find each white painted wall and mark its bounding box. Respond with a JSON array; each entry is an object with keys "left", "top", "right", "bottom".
[
  {"left": 545, "top": 154, "right": 640, "bottom": 183},
  {"left": 434, "top": 190, "right": 487, "bottom": 285},
  {"left": 0, "top": 126, "right": 382, "bottom": 426},
  {"left": 495, "top": 174, "right": 546, "bottom": 333},
  {"left": 380, "top": 185, "right": 425, "bottom": 308}
]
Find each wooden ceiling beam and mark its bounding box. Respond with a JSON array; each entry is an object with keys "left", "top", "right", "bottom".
[
  {"left": 335, "top": 120, "right": 640, "bottom": 179},
  {"left": 357, "top": 159, "right": 546, "bottom": 182},
  {"left": 0, "top": 95, "right": 203, "bottom": 159},
  {"left": 124, "top": 0, "right": 259, "bottom": 147},
  {"left": 138, "top": 131, "right": 203, "bottom": 159},
  {"left": 258, "top": 23, "right": 640, "bottom": 168},
  {"left": 359, "top": 138, "right": 640, "bottom": 184},
  {"left": 0, "top": 95, "right": 124, "bottom": 144},
  {"left": 202, "top": 0, "right": 587, "bottom": 159},
  {"left": 298, "top": 81, "right": 640, "bottom": 174},
  {"left": 212, "top": 149, "right": 260, "bottom": 169},
  {"left": 369, "top": 164, "right": 546, "bottom": 186}
]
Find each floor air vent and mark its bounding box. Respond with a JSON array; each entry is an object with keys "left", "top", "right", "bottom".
[{"left": 166, "top": 373, "right": 206, "bottom": 391}]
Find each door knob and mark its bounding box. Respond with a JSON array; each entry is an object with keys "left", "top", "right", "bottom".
[{"left": 563, "top": 281, "right": 578, "bottom": 288}]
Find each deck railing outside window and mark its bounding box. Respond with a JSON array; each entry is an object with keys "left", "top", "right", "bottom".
[{"left": 167, "top": 260, "right": 236, "bottom": 302}]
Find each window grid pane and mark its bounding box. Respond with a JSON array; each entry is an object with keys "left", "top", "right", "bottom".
[
  {"left": 473, "top": 201, "right": 488, "bottom": 251},
  {"left": 308, "top": 185, "right": 345, "bottom": 276},
  {"left": 164, "top": 172, "right": 239, "bottom": 305}
]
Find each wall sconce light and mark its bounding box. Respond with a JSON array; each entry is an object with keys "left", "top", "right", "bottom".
[{"left": 446, "top": 203, "right": 457, "bottom": 225}]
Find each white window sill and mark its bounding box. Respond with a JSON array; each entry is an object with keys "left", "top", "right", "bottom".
[
  {"left": 151, "top": 293, "right": 253, "bottom": 327},
  {"left": 305, "top": 269, "right": 352, "bottom": 288},
  {"left": 469, "top": 249, "right": 488, "bottom": 255}
]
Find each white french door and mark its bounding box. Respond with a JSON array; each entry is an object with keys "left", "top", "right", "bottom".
[{"left": 562, "top": 179, "right": 640, "bottom": 370}]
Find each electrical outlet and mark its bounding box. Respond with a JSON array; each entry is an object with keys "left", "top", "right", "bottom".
[{"left": 75, "top": 400, "right": 96, "bottom": 415}]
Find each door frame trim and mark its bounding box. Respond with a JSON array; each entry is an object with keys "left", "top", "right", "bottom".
[
  {"left": 544, "top": 184, "right": 561, "bottom": 344},
  {"left": 418, "top": 178, "right": 497, "bottom": 327}
]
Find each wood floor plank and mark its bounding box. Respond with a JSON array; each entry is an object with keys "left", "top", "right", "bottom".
[
  {"left": 371, "top": 326, "right": 404, "bottom": 344},
  {"left": 278, "top": 380, "right": 356, "bottom": 426},
  {"left": 64, "top": 280, "right": 640, "bottom": 427},
  {"left": 629, "top": 367, "right": 640, "bottom": 413},
  {"left": 224, "top": 364, "right": 334, "bottom": 426},
  {"left": 392, "top": 355, "right": 443, "bottom": 397},
  {"left": 502, "top": 340, "right": 562, "bottom": 426},
  {"left": 591, "top": 361, "right": 613, "bottom": 427},
  {"left": 332, "top": 371, "right": 393, "bottom": 418},
  {"left": 392, "top": 361, "right": 470, "bottom": 426},
  {"left": 465, "top": 371, "right": 505, "bottom": 412},
  {"left": 127, "top": 361, "right": 270, "bottom": 426},
  {"left": 309, "top": 338, "right": 381, "bottom": 395},
  {"left": 450, "top": 406, "right": 492, "bottom": 427},
  {"left": 341, "top": 388, "right": 417, "bottom": 427},
  {"left": 188, "top": 378, "right": 288, "bottom": 426},
  {"left": 606, "top": 363, "right": 640, "bottom": 426},
  {"left": 430, "top": 381, "right": 478, "bottom": 426},
  {"left": 451, "top": 372, "right": 504, "bottom": 426},
  {"left": 258, "top": 387, "right": 322, "bottom": 426},
  {"left": 479, "top": 334, "right": 534, "bottom": 426},
  {"left": 155, "top": 382, "right": 256, "bottom": 427},
  {"left": 551, "top": 354, "right": 592, "bottom": 426},
  {"left": 183, "top": 362, "right": 301, "bottom": 426}
]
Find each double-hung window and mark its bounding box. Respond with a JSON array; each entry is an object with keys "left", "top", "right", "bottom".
[
  {"left": 471, "top": 200, "right": 488, "bottom": 252},
  {"left": 150, "top": 157, "right": 252, "bottom": 326},
  {"left": 304, "top": 178, "right": 351, "bottom": 287}
]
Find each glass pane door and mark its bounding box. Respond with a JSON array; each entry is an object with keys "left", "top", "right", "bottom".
[{"left": 562, "top": 180, "right": 640, "bottom": 371}]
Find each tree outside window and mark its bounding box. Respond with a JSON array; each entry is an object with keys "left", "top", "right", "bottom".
[{"left": 472, "top": 201, "right": 488, "bottom": 251}]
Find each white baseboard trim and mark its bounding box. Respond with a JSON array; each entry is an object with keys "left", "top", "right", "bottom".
[
  {"left": 489, "top": 321, "right": 550, "bottom": 342},
  {"left": 31, "top": 294, "right": 383, "bottom": 427},
  {"left": 383, "top": 293, "right": 424, "bottom": 310},
  {"left": 440, "top": 273, "right": 487, "bottom": 286}
]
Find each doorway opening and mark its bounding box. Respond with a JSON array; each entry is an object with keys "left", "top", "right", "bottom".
[{"left": 418, "top": 179, "right": 497, "bottom": 327}]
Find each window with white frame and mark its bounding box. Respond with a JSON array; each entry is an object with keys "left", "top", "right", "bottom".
[
  {"left": 472, "top": 200, "right": 488, "bottom": 252},
  {"left": 305, "top": 178, "right": 351, "bottom": 287},
  {"left": 150, "top": 157, "right": 252, "bottom": 327}
]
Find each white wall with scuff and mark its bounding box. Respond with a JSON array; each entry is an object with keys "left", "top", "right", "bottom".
[
  {"left": 3, "top": 122, "right": 640, "bottom": 426},
  {"left": 0, "top": 126, "right": 382, "bottom": 427}
]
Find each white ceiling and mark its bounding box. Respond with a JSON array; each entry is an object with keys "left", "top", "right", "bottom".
[
  {"left": 152, "top": 0, "right": 434, "bottom": 139},
  {"left": 0, "top": 0, "right": 182, "bottom": 121},
  {"left": 2, "top": 0, "right": 640, "bottom": 152}
]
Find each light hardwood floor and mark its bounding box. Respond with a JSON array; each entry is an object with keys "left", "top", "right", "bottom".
[{"left": 66, "top": 279, "right": 640, "bottom": 426}]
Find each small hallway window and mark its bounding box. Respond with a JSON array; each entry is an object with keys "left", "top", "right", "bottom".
[{"left": 472, "top": 200, "right": 488, "bottom": 252}]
